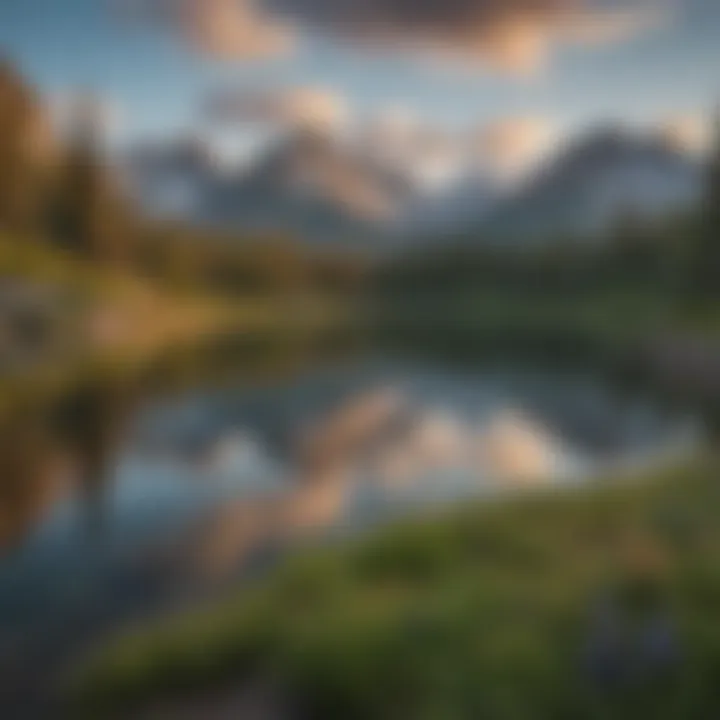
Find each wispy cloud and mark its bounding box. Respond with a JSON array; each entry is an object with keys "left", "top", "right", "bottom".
[
  {"left": 473, "top": 116, "right": 556, "bottom": 176},
  {"left": 202, "top": 85, "right": 348, "bottom": 130},
  {"left": 122, "top": 0, "right": 294, "bottom": 59},
  {"left": 121, "top": 0, "right": 668, "bottom": 72},
  {"left": 659, "top": 113, "right": 714, "bottom": 154}
]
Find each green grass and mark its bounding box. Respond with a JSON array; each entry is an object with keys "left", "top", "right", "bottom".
[{"left": 69, "top": 459, "right": 720, "bottom": 719}]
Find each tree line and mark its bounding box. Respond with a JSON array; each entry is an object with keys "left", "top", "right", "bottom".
[
  {"left": 0, "top": 60, "right": 367, "bottom": 299},
  {"left": 375, "top": 118, "right": 720, "bottom": 306}
]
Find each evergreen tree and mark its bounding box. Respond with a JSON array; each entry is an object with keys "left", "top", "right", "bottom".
[
  {"left": 693, "top": 111, "right": 720, "bottom": 294},
  {"left": 0, "top": 60, "right": 45, "bottom": 233},
  {"left": 611, "top": 206, "right": 656, "bottom": 283},
  {"left": 52, "top": 93, "right": 131, "bottom": 266}
]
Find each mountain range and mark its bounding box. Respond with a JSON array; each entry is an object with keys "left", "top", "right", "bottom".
[
  {"left": 123, "top": 124, "right": 705, "bottom": 250},
  {"left": 124, "top": 127, "right": 416, "bottom": 247},
  {"left": 477, "top": 126, "right": 703, "bottom": 243}
]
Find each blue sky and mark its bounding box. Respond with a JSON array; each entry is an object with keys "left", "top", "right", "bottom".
[{"left": 0, "top": 0, "right": 718, "bottom": 152}]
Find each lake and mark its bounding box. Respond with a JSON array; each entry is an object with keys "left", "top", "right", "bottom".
[{"left": 0, "top": 333, "right": 707, "bottom": 715}]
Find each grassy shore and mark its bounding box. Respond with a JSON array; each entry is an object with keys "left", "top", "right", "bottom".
[
  {"left": 0, "top": 233, "right": 356, "bottom": 411},
  {"left": 69, "top": 458, "right": 720, "bottom": 719}
]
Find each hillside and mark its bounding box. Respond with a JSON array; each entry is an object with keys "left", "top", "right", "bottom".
[{"left": 71, "top": 459, "right": 720, "bottom": 719}]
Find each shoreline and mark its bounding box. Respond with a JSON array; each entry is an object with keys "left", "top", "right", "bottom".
[{"left": 69, "top": 458, "right": 719, "bottom": 718}]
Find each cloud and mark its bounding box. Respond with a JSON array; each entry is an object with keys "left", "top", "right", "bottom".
[
  {"left": 473, "top": 116, "right": 556, "bottom": 175},
  {"left": 273, "top": 0, "right": 662, "bottom": 73},
  {"left": 357, "top": 110, "right": 556, "bottom": 184},
  {"left": 203, "top": 85, "right": 348, "bottom": 130},
  {"left": 122, "top": 0, "right": 666, "bottom": 71},
  {"left": 358, "top": 108, "right": 465, "bottom": 180},
  {"left": 362, "top": 107, "right": 462, "bottom": 157},
  {"left": 660, "top": 114, "right": 713, "bottom": 155},
  {"left": 359, "top": 107, "right": 428, "bottom": 163},
  {"left": 123, "top": 0, "right": 293, "bottom": 59}
]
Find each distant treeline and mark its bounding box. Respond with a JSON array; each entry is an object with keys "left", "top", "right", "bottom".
[
  {"left": 375, "top": 121, "right": 720, "bottom": 306},
  {"left": 0, "top": 60, "right": 367, "bottom": 298}
]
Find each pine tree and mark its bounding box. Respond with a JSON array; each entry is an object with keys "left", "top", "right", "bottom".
[
  {"left": 0, "top": 59, "right": 45, "bottom": 233},
  {"left": 694, "top": 111, "right": 720, "bottom": 294},
  {"left": 52, "top": 93, "right": 131, "bottom": 266}
]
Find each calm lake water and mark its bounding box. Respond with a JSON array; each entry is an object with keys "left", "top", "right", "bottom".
[{"left": 0, "top": 334, "right": 707, "bottom": 715}]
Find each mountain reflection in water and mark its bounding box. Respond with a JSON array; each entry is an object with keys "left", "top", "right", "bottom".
[
  {"left": 133, "top": 369, "right": 699, "bottom": 586},
  {"left": 0, "top": 345, "right": 704, "bottom": 717},
  {"left": 179, "top": 389, "right": 581, "bottom": 580}
]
